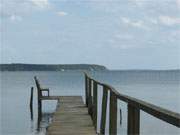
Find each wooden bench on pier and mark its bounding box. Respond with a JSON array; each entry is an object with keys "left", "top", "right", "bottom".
[{"left": 34, "top": 76, "right": 59, "bottom": 101}]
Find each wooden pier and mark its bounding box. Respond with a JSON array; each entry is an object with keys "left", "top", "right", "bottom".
[
  {"left": 33, "top": 73, "right": 180, "bottom": 135},
  {"left": 34, "top": 76, "right": 96, "bottom": 135},
  {"left": 47, "top": 96, "right": 96, "bottom": 135}
]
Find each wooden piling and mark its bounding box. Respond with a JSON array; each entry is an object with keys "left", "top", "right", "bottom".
[
  {"left": 29, "top": 87, "right": 33, "bottom": 110},
  {"left": 127, "top": 104, "right": 140, "bottom": 135},
  {"left": 85, "top": 75, "right": 88, "bottom": 107},
  {"left": 120, "top": 108, "right": 122, "bottom": 125},
  {"left": 92, "top": 81, "right": 97, "bottom": 130},
  {"left": 100, "top": 86, "right": 108, "bottom": 134},
  {"left": 109, "top": 91, "right": 117, "bottom": 135},
  {"left": 29, "top": 87, "right": 34, "bottom": 120},
  {"left": 88, "top": 79, "right": 93, "bottom": 117}
]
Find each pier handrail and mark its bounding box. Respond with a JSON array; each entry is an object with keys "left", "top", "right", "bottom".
[{"left": 84, "top": 72, "right": 180, "bottom": 135}]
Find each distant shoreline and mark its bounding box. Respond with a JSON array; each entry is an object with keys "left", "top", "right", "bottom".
[
  {"left": 108, "top": 69, "right": 180, "bottom": 72},
  {"left": 0, "top": 63, "right": 179, "bottom": 72},
  {"left": 0, "top": 64, "right": 107, "bottom": 71}
]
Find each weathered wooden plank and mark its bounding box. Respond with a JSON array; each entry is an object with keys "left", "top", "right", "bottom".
[
  {"left": 100, "top": 86, "right": 108, "bottom": 135},
  {"left": 85, "top": 75, "right": 88, "bottom": 107},
  {"left": 50, "top": 118, "right": 93, "bottom": 126},
  {"left": 48, "top": 130, "right": 96, "bottom": 135},
  {"left": 127, "top": 103, "right": 140, "bottom": 135},
  {"left": 93, "top": 81, "right": 98, "bottom": 130},
  {"left": 109, "top": 91, "right": 117, "bottom": 135},
  {"left": 40, "top": 96, "right": 59, "bottom": 100},
  {"left": 88, "top": 79, "right": 93, "bottom": 117},
  {"left": 46, "top": 96, "right": 96, "bottom": 135}
]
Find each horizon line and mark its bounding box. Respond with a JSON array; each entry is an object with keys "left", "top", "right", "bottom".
[{"left": 0, "top": 63, "right": 179, "bottom": 71}]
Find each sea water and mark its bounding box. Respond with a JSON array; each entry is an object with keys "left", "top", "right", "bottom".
[{"left": 0, "top": 70, "right": 180, "bottom": 135}]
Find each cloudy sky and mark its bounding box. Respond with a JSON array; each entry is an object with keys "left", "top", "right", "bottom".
[{"left": 0, "top": 0, "right": 180, "bottom": 69}]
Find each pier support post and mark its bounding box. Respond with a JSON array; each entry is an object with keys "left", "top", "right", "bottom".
[
  {"left": 127, "top": 104, "right": 140, "bottom": 135},
  {"left": 120, "top": 108, "right": 122, "bottom": 125},
  {"left": 100, "top": 86, "right": 108, "bottom": 134},
  {"left": 109, "top": 91, "right": 117, "bottom": 135},
  {"left": 29, "top": 87, "right": 34, "bottom": 120},
  {"left": 93, "top": 81, "right": 98, "bottom": 130},
  {"left": 85, "top": 75, "right": 88, "bottom": 107},
  {"left": 88, "top": 79, "right": 93, "bottom": 117}
]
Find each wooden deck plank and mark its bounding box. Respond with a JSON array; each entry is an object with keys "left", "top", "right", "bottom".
[
  {"left": 46, "top": 96, "right": 96, "bottom": 135},
  {"left": 40, "top": 96, "right": 60, "bottom": 100}
]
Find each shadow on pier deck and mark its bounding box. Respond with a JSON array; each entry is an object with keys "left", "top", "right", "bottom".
[{"left": 31, "top": 73, "right": 180, "bottom": 135}]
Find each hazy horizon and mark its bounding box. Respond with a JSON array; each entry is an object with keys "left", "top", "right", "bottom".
[{"left": 0, "top": 63, "right": 180, "bottom": 70}]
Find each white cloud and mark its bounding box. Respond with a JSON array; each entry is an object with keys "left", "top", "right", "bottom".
[
  {"left": 1, "top": 0, "right": 50, "bottom": 21},
  {"left": 109, "top": 42, "right": 138, "bottom": 49},
  {"left": 131, "top": 0, "right": 177, "bottom": 7},
  {"left": 159, "top": 16, "right": 180, "bottom": 26},
  {"left": 177, "top": 0, "right": 180, "bottom": 8},
  {"left": 121, "top": 17, "right": 130, "bottom": 24},
  {"left": 30, "top": 0, "right": 49, "bottom": 9},
  {"left": 121, "top": 17, "right": 148, "bottom": 30},
  {"left": 131, "top": 21, "right": 144, "bottom": 28},
  {"left": 131, "top": 0, "right": 146, "bottom": 7},
  {"left": 57, "top": 11, "right": 68, "bottom": 16},
  {"left": 10, "top": 15, "right": 22, "bottom": 22},
  {"left": 149, "top": 18, "right": 158, "bottom": 24},
  {"left": 115, "top": 34, "right": 133, "bottom": 40},
  {"left": 146, "top": 16, "right": 180, "bottom": 26}
]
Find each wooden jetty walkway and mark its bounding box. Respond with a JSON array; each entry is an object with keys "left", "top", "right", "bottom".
[
  {"left": 34, "top": 76, "right": 96, "bottom": 135},
  {"left": 47, "top": 96, "right": 96, "bottom": 135},
  {"left": 32, "top": 73, "right": 180, "bottom": 135}
]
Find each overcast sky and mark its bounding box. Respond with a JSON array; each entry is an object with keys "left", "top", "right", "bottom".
[{"left": 0, "top": 0, "right": 180, "bottom": 69}]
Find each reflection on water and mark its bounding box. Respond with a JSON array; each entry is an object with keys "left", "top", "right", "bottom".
[
  {"left": 0, "top": 70, "right": 180, "bottom": 135},
  {"left": 36, "top": 112, "right": 53, "bottom": 132}
]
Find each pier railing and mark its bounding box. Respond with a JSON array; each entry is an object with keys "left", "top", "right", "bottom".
[{"left": 84, "top": 73, "right": 180, "bottom": 135}]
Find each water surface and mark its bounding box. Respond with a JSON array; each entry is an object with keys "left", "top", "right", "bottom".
[{"left": 0, "top": 70, "right": 180, "bottom": 135}]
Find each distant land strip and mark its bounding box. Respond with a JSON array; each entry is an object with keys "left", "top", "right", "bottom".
[{"left": 0, "top": 64, "right": 107, "bottom": 71}]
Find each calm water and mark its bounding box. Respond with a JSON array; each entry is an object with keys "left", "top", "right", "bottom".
[{"left": 0, "top": 70, "right": 180, "bottom": 135}]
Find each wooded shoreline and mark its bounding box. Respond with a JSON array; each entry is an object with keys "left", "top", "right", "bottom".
[{"left": 0, "top": 63, "right": 107, "bottom": 71}]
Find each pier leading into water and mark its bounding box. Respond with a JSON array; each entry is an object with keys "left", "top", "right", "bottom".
[
  {"left": 32, "top": 73, "right": 180, "bottom": 135},
  {"left": 47, "top": 96, "right": 96, "bottom": 135}
]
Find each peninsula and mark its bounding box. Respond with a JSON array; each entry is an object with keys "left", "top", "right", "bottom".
[{"left": 0, "top": 64, "right": 107, "bottom": 71}]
